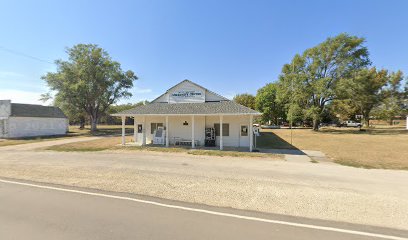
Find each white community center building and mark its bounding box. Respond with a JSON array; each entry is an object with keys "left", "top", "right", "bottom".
[
  {"left": 113, "top": 80, "right": 261, "bottom": 151},
  {"left": 0, "top": 100, "right": 68, "bottom": 138}
]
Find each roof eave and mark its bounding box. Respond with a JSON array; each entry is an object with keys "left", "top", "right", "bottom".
[{"left": 111, "top": 112, "right": 261, "bottom": 117}]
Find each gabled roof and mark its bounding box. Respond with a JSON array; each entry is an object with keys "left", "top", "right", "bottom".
[
  {"left": 11, "top": 103, "right": 67, "bottom": 118},
  {"left": 151, "top": 79, "right": 229, "bottom": 103},
  {"left": 112, "top": 101, "right": 261, "bottom": 116}
]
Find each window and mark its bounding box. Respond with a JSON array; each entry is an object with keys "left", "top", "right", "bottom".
[
  {"left": 241, "top": 125, "right": 248, "bottom": 136},
  {"left": 214, "top": 123, "right": 229, "bottom": 136},
  {"left": 151, "top": 123, "right": 163, "bottom": 134}
]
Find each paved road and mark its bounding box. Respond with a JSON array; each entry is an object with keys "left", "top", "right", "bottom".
[
  {"left": 1, "top": 180, "right": 406, "bottom": 240},
  {"left": 1, "top": 148, "right": 408, "bottom": 230}
]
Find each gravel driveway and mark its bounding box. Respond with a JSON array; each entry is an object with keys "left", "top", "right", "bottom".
[{"left": 0, "top": 146, "right": 407, "bottom": 230}]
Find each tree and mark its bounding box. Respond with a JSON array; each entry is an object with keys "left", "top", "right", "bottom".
[
  {"left": 40, "top": 92, "right": 87, "bottom": 129},
  {"left": 371, "top": 71, "right": 405, "bottom": 125},
  {"left": 102, "top": 101, "right": 148, "bottom": 125},
  {"left": 337, "top": 68, "right": 389, "bottom": 127},
  {"left": 277, "top": 33, "right": 370, "bottom": 130},
  {"left": 233, "top": 93, "right": 256, "bottom": 109},
  {"left": 255, "top": 83, "right": 284, "bottom": 124},
  {"left": 329, "top": 99, "right": 359, "bottom": 123},
  {"left": 42, "top": 44, "right": 137, "bottom": 132}
]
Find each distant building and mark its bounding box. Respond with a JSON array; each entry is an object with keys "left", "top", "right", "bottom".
[
  {"left": 112, "top": 80, "right": 261, "bottom": 151},
  {"left": 0, "top": 100, "right": 68, "bottom": 138}
]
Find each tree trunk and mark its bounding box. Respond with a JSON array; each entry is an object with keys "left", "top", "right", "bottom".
[
  {"left": 79, "top": 116, "right": 85, "bottom": 129},
  {"left": 90, "top": 116, "right": 98, "bottom": 132},
  {"left": 362, "top": 110, "right": 370, "bottom": 128},
  {"left": 364, "top": 118, "right": 370, "bottom": 128},
  {"left": 312, "top": 118, "right": 320, "bottom": 131}
]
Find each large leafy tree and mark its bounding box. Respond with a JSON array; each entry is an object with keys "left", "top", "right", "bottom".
[
  {"left": 102, "top": 101, "right": 148, "bottom": 125},
  {"left": 371, "top": 71, "right": 405, "bottom": 125},
  {"left": 255, "top": 83, "right": 284, "bottom": 124},
  {"left": 42, "top": 44, "right": 137, "bottom": 132},
  {"left": 233, "top": 93, "right": 256, "bottom": 109},
  {"left": 278, "top": 33, "right": 370, "bottom": 130},
  {"left": 337, "top": 68, "right": 390, "bottom": 127}
]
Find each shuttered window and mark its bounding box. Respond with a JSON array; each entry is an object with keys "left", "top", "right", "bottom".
[{"left": 214, "top": 123, "right": 229, "bottom": 136}]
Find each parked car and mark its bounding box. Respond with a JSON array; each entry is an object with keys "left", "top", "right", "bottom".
[
  {"left": 261, "top": 125, "right": 281, "bottom": 129},
  {"left": 340, "top": 120, "right": 362, "bottom": 128}
]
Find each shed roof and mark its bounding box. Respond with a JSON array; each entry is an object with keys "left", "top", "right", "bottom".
[
  {"left": 112, "top": 101, "right": 261, "bottom": 116},
  {"left": 11, "top": 103, "right": 67, "bottom": 118}
]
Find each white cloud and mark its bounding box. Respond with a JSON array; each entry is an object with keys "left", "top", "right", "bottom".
[
  {"left": 0, "top": 71, "right": 25, "bottom": 78},
  {"left": 223, "top": 92, "right": 237, "bottom": 100},
  {"left": 0, "top": 89, "right": 47, "bottom": 105},
  {"left": 133, "top": 86, "right": 152, "bottom": 94}
]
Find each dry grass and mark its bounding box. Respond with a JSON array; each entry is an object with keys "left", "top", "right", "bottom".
[
  {"left": 46, "top": 136, "right": 281, "bottom": 159},
  {"left": 68, "top": 125, "right": 133, "bottom": 136},
  {"left": 259, "top": 127, "right": 408, "bottom": 170},
  {"left": 0, "top": 125, "right": 127, "bottom": 147},
  {"left": 0, "top": 138, "right": 41, "bottom": 147},
  {"left": 0, "top": 135, "right": 79, "bottom": 147}
]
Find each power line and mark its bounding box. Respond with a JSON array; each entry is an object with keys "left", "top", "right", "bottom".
[{"left": 0, "top": 46, "right": 54, "bottom": 64}]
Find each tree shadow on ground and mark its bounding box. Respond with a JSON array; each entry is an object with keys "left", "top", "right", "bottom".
[
  {"left": 318, "top": 127, "right": 408, "bottom": 135},
  {"left": 255, "top": 131, "right": 306, "bottom": 155}
]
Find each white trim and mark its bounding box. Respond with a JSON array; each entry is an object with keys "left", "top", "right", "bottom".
[
  {"left": 0, "top": 179, "right": 405, "bottom": 240},
  {"left": 249, "top": 115, "right": 253, "bottom": 152},
  {"left": 165, "top": 116, "right": 169, "bottom": 147},
  {"left": 121, "top": 116, "right": 126, "bottom": 146},
  {"left": 220, "top": 115, "right": 223, "bottom": 150},
  {"left": 133, "top": 117, "right": 137, "bottom": 143},
  {"left": 142, "top": 116, "right": 146, "bottom": 145},
  {"left": 192, "top": 115, "right": 195, "bottom": 148}
]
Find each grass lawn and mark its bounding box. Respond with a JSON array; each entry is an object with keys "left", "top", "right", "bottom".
[
  {"left": 46, "top": 136, "right": 281, "bottom": 159},
  {"left": 258, "top": 126, "right": 408, "bottom": 170},
  {"left": 0, "top": 134, "right": 80, "bottom": 147},
  {"left": 0, "top": 125, "right": 127, "bottom": 147}
]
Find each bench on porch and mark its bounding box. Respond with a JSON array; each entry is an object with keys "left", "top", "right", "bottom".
[{"left": 173, "top": 137, "right": 199, "bottom": 146}]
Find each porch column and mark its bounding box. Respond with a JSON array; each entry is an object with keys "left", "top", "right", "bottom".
[
  {"left": 249, "top": 115, "right": 253, "bottom": 152},
  {"left": 121, "top": 116, "right": 126, "bottom": 146},
  {"left": 133, "top": 116, "right": 137, "bottom": 143},
  {"left": 165, "top": 116, "right": 169, "bottom": 147},
  {"left": 191, "top": 115, "right": 195, "bottom": 148},
  {"left": 219, "top": 115, "right": 223, "bottom": 150},
  {"left": 142, "top": 116, "right": 146, "bottom": 145}
]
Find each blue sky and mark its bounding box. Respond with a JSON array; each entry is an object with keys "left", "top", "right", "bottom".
[{"left": 0, "top": 0, "right": 407, "bottom": 104}]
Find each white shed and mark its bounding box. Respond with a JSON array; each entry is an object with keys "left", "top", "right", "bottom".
[{"left": 0, "top": 100, "right": 68, "bottom": 138}]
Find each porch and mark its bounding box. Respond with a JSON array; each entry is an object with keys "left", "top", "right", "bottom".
[{"left": 119, "top": 114, "right": 254, "bottom": 151}]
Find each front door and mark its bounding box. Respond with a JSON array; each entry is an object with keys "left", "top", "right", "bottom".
[{"left": 239, "top": 124, "right": 249, "bottom": 147}]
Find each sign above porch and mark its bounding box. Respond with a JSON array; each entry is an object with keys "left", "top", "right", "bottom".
[
  {"left": 152, "top": 79, "right": 229, "bottom": 104},
  {"left": 170, "top": 90, "right": 204, "bottom": 103}
]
